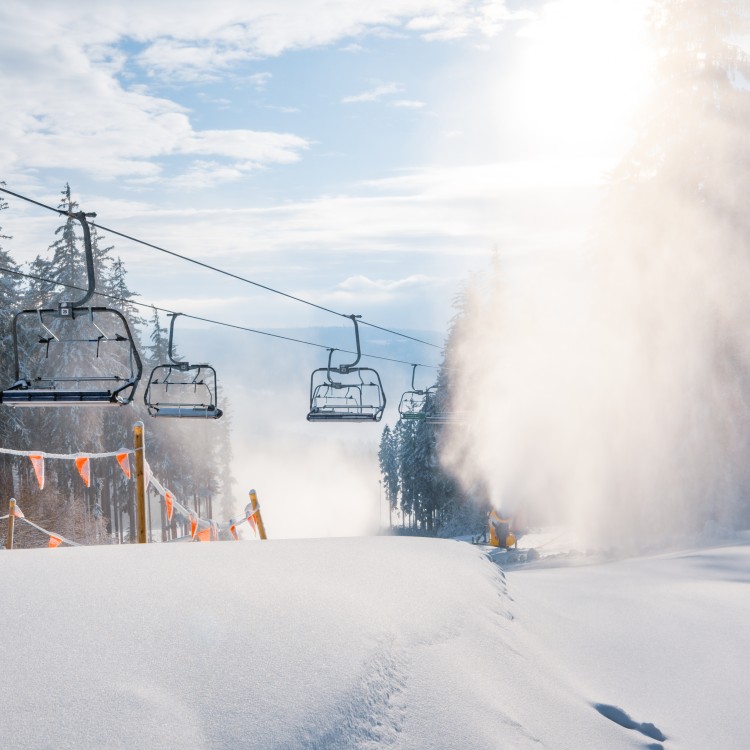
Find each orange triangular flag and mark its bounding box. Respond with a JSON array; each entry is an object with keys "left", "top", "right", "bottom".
[
  {"left": 29, "top": 454, "right": 45, "bottom": 490},
  {"left": 190, "top": 514, "right": 198, "bottom": 541},
  {"left": 196, "top": 527, "right": 211, "bottom": 542},
  {"left": 116, "top": 452, "right": 131, "bottom": 479},
  {"left": 229, "top": 523, "right": 239, "bottom": 541},
  {"left": 247, "top": 512, "right": 257, "bottom": 535},
  {"left": 75, "top": 456, "right": 91, "bottom": 487},
  {"left": 48, "top": 534, "right": 62, "bottom": 548},
  {"left": 165, "top": 490, "right": 174, "bottom": 522},
  {"left": 13, "top": 504, "right": 25, "bottom": 519}
]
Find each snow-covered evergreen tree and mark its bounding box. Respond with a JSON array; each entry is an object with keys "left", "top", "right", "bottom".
[
  {"left": 378, "top": 424, "right": 399, "bottom": 526},
  {"left": 1, "top": 184, "right": 236, "bottom": 546}
]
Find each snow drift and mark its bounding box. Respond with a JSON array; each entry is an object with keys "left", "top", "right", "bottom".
[{"left": 0, "top": 536, "right": 748, "bottom": 749}]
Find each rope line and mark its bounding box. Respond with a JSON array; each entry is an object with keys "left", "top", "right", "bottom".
[
  {"left": 0, "top": 185, "right": 443, "bottom": 350},
  {"left": 0, "top": 446, "right": 131, "bottom": 460},
  {"left": 0, "top": 264, "right": 440, "bottom": 369},
  {"left": 146, "top": 462, "right": 257, "bottom": 535}
]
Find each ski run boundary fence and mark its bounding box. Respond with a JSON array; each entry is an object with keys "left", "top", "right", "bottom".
[{"left": 1, "top": 422, "right": 266, "bottom": 550}]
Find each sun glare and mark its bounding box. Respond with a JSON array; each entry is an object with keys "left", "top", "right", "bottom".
[{"left": 510, "top": 0, "right": 653, "bottom": 166}]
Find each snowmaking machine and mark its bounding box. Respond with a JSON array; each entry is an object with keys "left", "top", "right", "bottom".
[{"left": 488, "top": 509, "right": 517, "bottom": 548}]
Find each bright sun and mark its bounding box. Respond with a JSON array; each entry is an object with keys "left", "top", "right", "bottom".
[{"left": 509, "top": 0, "right": 653, "bottom": 166}]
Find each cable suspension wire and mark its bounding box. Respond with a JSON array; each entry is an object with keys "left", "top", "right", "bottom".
[
  {"left": 0, "top": 186, "right": 444, "bottom": 350},
  {"left": 0, "top": 264, "right": 441, "bottom": 370}
]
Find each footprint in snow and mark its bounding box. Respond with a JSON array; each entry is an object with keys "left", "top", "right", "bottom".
[{"left": 593, "top": 703, "right": 667, "bottom": 745}]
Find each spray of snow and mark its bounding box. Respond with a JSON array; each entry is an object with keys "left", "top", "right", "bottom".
[{"left": 440, "top": 6, "right": 750, "bottom": 550}]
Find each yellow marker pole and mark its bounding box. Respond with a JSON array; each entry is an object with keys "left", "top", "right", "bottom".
[
  {"left": 133, "top": 422, "right": 148, "bottom": 544},
  {"left": 249, "top": 489, "right": 267, "bottom": 540},
  {"left": 6, "top": 498, "right": 16, "bottom": 550}
]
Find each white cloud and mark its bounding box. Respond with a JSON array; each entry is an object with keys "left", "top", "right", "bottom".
[
  {"left": 325, "top": 274, "right": 444, "bottom": 303},
  {"left": 0, "top": 0, "right": 513, "bottom": 187},
  {"left": 0, "top": 24, "right": 309, "bottom": 184},
  {"left": 342, "top": 82, "right": 403, "bottom": 103},
  {"left": 266, "top": 105, "right": 301, "bottom": 114},
  {"left": 340, "top": 42, "right": 366, "bottom": 53},
  {"left": 89, "top": 160, "right": 601, "bottom": 268},
  {"left": 248, "top": 72, "right": 273, "bottom": 90},
  {"left": 136, "top": 40, "right": 255, "bottom": 82},
  {"left": 404, "top": 0, "right": 523, "bottom": 41},
  {"left": 390, "top": 99, "right": 426, "bottom": 108},
  {"left": 182, "top": 130, "right": 308, "bottom": 163}
]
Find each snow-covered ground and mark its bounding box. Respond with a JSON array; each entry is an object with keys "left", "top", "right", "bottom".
[{"left": 0, "top": 534, "right": 748, "bottom": 749}]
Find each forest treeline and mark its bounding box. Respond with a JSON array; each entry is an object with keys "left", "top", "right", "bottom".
[
  {"left": 0, "top": 185, "right": 235, "bottom": 547},
  {"left": 377, "top": 286, "right": 491, "bottom": 539}
]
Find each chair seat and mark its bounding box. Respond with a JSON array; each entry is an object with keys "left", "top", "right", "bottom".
[
  {"left": 1, "top": 388, "right": 126, "bottom": 406},
  {"left": 148, "top": 404, "right": 223, "bottom": 419}
]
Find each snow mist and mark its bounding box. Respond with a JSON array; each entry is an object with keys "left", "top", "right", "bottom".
[
  {"left": 440, "top": 4, "right": 750, "bottom": 550},
  {"left": 441, "top": 213, "right": 750, "bottom": 549}
]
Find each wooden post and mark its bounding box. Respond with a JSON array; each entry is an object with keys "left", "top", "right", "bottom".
[
  {"left": 6, "top": 498, "right": 16, "bottom": 550},
  {"left": 133, "top": 422, "right": 148, "bottom": 544},
  {"left": 249, "top": 489, "right": 267, "bottom": 540}
]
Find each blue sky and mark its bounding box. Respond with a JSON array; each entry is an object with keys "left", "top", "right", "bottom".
[{"left": 0, "top": 0, "right": 651, "bottom": 346}]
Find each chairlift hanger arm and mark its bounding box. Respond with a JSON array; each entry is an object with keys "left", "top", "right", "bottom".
[
  {"left": 167, "top": 312, "right": 185, "bottom": 366},
  {"left": 329, "top": 315, "right": 362, "bottom": 374},
  {"left": 66, "top": 211, "right": 98, "bottom": 309}
]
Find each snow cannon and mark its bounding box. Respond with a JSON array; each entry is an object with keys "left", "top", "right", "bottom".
[{"left": 488, "top": 509, "right": 517, "bottom": 549}]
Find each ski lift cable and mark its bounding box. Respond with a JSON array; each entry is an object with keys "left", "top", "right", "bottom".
[
  {"left": 0, "top": 264, "right": 441, "bottom": 370},
  {"left": 0, "top": 186, "right": 444, "bottom": 351}
]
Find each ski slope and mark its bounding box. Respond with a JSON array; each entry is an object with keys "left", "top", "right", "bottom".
[{"left": 0, "top": 535, "right": 747, "bottom": 749}]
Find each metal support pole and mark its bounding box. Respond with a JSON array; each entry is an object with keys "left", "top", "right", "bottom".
[
  {"left": 133, "top": 422, "right": 148, "bottom": 544},
  {"left": 6, "top": 498, "right": 16, "bottom": 550},
  {"left": 249, "top": 489, "right": 267, "bottom": 540}
]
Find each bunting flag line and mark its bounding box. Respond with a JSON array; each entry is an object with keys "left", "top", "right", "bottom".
[
  {"left": 245, "top": 505, "right": 258, "bottom": 535},
  {"left": 13, "top": 504, "right": 25, "bottom": 519},
  {"left": 29, "top": 454, "right": 45, "bottom": 490},
  {"left": 75, "top": 456, "right": 91, "bottom": 488},
  {"left": 132, "top": 455, "right": 267, "bottom": 544},
  {"left": 0, "top": 446, "right": 134, "bottom": 489},
  {"left": 116, "top": 452, "right": 131, "bottom": 480},
  {"left": 1, "top": 439, "right": 265, "bottom": 547},
  {"left": 165, "top": 490, "right": 174, "bottom": 522},
  {"left": 0, "top": 447, "right": 133, "bottom": 460},
  {"left": 144, "top": 460, "right": 153, "bottom": 491},
  {"left": 196, "top": 527, "right": 211, "bottom": 542},
  {"left": 48, "top": 534, "right": 62, "bottom": 548}
]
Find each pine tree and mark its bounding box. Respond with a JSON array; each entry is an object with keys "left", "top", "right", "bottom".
[
  {"left": 378, "top": 424, "right": 399, "bottom": 526},
  {"left": 46, "top": 184, "right": 84, "bottom": 294}
]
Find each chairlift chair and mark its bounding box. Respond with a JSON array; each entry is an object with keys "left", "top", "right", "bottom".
[
  {"left": 424, "top": 412, "right": 466, "bottom": 425},
  {"left": 398, "top": 364, "right": 437, "bottom": 421},
  {"left": 307, "top": 315, "right": 386, "bottom": 423},
  {"left": 143, "top": 313, "right": 222, "bottom": 419},
  {"left": 0, "top": 211, "right": 142, "bottom": 407}
]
